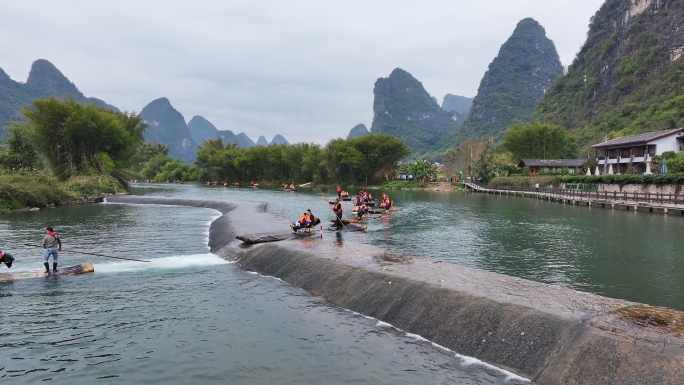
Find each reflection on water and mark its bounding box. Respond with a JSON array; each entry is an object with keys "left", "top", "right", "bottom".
[
  {"left": 131, "top": 183, "right": 684, "bottom": 310},
  {"left": 0, "top": 201, "right": 527, "bottom": 384}
]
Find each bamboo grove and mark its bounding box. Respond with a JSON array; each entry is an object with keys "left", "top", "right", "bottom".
[{"left": 194, "top": 133, "right": 409, "bottom": 185}]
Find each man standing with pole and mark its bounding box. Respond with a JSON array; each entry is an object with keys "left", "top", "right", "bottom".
[
  {"left": 332, "top": 198, "right": 343, "bottom": 230},
  {"left": 43, "top": 227, "right": 61, "bottom": 273}
]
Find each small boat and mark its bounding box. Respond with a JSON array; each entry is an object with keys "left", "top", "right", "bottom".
[
  {"left": 341, "top": 197, "right": 352, "bottom": 201},
  {"left": 0, "top": 262, "right": 94, "bottom": 281}
]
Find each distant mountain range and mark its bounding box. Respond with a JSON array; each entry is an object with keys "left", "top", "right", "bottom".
[
  {"left": 186, "top": 115, "right": 289, "bottom": 148},
  {"left": 0, "top": 59, "right": 118, "bottom": 139},
  {"left": 0, "top": 59, "right": 289, "bottom": 162}
]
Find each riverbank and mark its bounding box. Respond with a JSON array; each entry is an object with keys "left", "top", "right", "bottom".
[
  {"left": 108, "top": 195, "right": 684, "bottom": 385},
  {"left": 0, "top": 173, "right": 125, "bottom": 212}
]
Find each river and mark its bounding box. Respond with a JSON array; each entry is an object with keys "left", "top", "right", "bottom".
[
  {"left": 1, "top": 183, "right": 680, "bottom": 383},
  {"left": 0, "top": 190, "right": 527, "bottom": 384},
  {"left": 131, "top": 183, "right": 684, "bottom": 310}
]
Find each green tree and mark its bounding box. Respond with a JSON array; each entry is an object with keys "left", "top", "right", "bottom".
[
  {"left": 501, "top": 121, "right": 577, "bottom": 160},
  {"left": 474, "top": 139, "right": 496, "bottom": 184},
  {"left": 0, "top": 125, "right": 38, "bottom": 171},
  {"left": 407, "top": 160, "right": 437, "bottom": 185},
  {"left": 193, "top": 133, "right": 409, "bottom": 185},
  {"left": 18, "top": 97, "right": 146, "bottom": 179}
]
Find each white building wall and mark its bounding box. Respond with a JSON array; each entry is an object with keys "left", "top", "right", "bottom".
[{"left": 648, "top": 135, "right": 681, "bottom": 154}]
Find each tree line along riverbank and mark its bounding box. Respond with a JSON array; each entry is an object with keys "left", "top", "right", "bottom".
[{"left": 0, "top": 97, "right": 416, "bottom": 211}]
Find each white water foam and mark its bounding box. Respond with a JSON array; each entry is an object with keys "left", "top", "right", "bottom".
[{"left": 94, "top": 253, "right": 231, "bottom": 274}]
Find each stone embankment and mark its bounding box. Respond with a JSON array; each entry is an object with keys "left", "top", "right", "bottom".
[{"left": 108, "top": 195, "right": 684, "bottom": 385}]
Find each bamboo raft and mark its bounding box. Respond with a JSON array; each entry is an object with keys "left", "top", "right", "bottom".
[
  {"left": 236, "top": 233, "right": 296, "bottom": 244},
  {"left": 0, "top": 262, "right": 94, "bottom": 281},
  {"left": 329, "top": 214, "right": 382, "bottom": 225}
]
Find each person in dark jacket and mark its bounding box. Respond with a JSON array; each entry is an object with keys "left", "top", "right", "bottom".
[
  {"left": 0, "top": 249, "right": 14, "bottom": 268},
  {"left": 42, "top": 227, "right": 61, "bottom": 273}
]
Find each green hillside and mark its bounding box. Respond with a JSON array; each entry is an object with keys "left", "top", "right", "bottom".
[
  {"left": 370, "top": 68, "right": 462, "bottom": 154},
  {"left": 0, "top": 59, "right": 118, "bottom": 139},
  {"left": 466, "top": 18, "right": 563, "bottom": 141},
  {"left": 140, "top": 98, "right": 198, "bottom": 163},
  {"left": 535, "top": 0, "right": 684, "bottom": 150}
]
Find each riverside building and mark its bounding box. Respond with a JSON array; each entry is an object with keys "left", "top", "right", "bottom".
[{"left": 592, "top": 128, "right": 684, "bottom": 174}]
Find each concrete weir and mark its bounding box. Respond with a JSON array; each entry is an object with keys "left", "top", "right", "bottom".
[{"left": 108, "top": 196, "right": 684, "bottom": 384}]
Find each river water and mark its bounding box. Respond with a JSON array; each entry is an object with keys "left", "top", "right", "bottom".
[
  {"left": 2, "top": 183, "right": 681, "bottom": 383},
  {"left": 0, "top": 191, "right": 528, "bottom": 384},
  {"left": 131, "top": 183, "right": 684, "bottom": 310}
]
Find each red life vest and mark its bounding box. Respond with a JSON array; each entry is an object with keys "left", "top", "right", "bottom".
[{"left": 333, "top": 203, "right": 342, "bottom": 213}]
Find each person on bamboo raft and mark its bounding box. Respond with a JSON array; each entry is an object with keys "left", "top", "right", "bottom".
[
  {"left": 336, "top": 186, "right": 342, "bottom": 198},
  {"left": 290, "top": 210, "right": 316, "bottom": 233},
  {"left": 352, "top": 203, "right": 368, "bottom": 219},
  {"left": 42, "top": 227, "right": 61, "bottom": 273},
  {"left": 380, "top": 195, "right": 392, "bottom": 210},
  {"left": 0, "top": 249, "right": 14, "bottom": 268},
  {"left": 332, "top": 199, "right": 343, "bottom": 229}
]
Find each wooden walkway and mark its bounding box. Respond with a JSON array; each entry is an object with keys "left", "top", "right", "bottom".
[{"left": 463, "top": 181, "right": 684, "bottom": 216}]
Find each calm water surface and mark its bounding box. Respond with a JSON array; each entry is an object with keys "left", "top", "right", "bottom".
[
  {"left": 131, "top": 183, "right": 684, "bottom": 310},
  {"left": 0, "top": 202, "right": 525, "bottom": 384}
]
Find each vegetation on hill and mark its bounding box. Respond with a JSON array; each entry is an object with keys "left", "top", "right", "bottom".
[
  {"left": 140, "top": 97, "right": 198, "bottom": 163},
  {"left": 195, "top": 133, "right": 409, "bottom": 185},
  {"left": 0, "top": 59, "right": 118, "bottom": 139},
  {"left": 370, "top": 68, "right": 462, "bottom": 154},
  {"left": 465, "top": 18, "right": 563, "bottom": 141},
  {"left": 188, "top": 115, "right": 220, "bottom": 145},
  {"left": 535, "top": 0, "right": 684, "bottom": 151},
  {"left": 348, "top": 124, "right": 370, "bottom": 139},
  {"left": 441, "top": 94, "right": 473, "bottom": 116}
]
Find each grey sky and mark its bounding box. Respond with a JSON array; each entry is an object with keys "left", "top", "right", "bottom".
[{"left": 0, "top": 0, "right": 604, "bottom": 144}]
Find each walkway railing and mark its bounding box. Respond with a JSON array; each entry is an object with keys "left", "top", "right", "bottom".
[{"left": 463, "top": 181, "right": 684, "bottom": 206}]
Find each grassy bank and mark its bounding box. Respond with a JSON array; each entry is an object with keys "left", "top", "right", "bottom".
[
  {"left": 0, "top": 173, "right": 125, "bottom": 212},
  {"left": 374, "top": 181, "right": 429, "bottom": 189}
]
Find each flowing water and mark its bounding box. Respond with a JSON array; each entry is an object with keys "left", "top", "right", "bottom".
[
  {"left": 131, "top": 183, "right": 684, "bottom": 310},
  {"left": 2, "top": 182, "right": 682, "bottom": 383},
  {"left": 0, "top": 198, "right": 527, "bottom": 384}
]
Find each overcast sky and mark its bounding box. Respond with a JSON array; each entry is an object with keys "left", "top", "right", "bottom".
[{"left": 0, "top": 0, "right": 604, "bottom": 144}]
